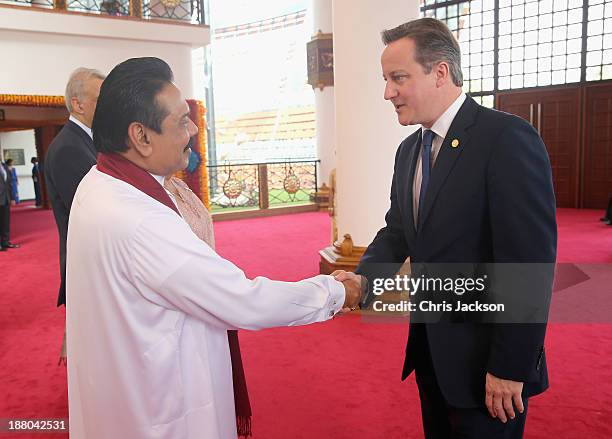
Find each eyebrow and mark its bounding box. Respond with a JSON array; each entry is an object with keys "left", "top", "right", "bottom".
[{"left": 179, "top": 111, "right": 191, "bottom": 120}]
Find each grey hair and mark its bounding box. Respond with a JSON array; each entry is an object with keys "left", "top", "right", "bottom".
[
  {"left": 64, "top": 68, "right": 106, "bottom": 113},
  {"left": 381, "top": 18, "right": 463, "bottom": 87}
]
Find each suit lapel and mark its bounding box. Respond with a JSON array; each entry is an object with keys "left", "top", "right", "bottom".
[
  {"left": 417, "top": 97, "right": 480, "bottom": 230},
  {"left": 402, "top": 131, "right": 421, "bottom": 240},
  {"left": 67, "top": 120, "right": 97, "bottom": 157}
]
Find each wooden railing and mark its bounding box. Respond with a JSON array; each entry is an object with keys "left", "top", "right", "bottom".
[
  {"left": 0, "top": 0, "right": 207, "bottom": 25},
  {"left": 207, "top": 159, "right": 319, "bottom": 214}
]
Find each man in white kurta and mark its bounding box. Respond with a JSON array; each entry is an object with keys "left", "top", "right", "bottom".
[{"left": 65, "top": 57, "right": 356, "bottom": 439}]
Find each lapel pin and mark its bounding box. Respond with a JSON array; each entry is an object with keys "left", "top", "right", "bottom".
[{"left": 451, "top": 139, "right": 460, "bottom": 148}]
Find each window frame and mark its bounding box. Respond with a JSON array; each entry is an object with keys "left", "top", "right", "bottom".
[{"left": 420, "top": 0, "right": 612, "bottom": 106}]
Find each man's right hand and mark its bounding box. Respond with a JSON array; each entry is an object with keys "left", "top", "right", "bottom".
[{"left": 331, "top": 270, "right": 365, "bottom": 313}]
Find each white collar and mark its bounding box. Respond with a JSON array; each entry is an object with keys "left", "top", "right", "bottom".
[
  {"left": 425, "top": 92, "right": 467, "bottom": 140},
  {"left": 148, "top": 173, "right": 180, "bottom": 213},
  {"left": 148, "top": 173, "right": 165, "bottom": 187},
  {"left": 69, "top": 115, "right": 93, "bottom": 140}
]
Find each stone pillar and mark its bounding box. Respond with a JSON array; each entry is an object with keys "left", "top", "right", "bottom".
[
  {"left": 320, "top": 0, "right": 420, "bottom": 273},
  {"left": 310, "top": 0, "right": 335, "bottom": 188}
]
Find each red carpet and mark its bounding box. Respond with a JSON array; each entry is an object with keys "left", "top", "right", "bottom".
[{"left": 0, "top": 204, "right": 611, "bottom": 438}]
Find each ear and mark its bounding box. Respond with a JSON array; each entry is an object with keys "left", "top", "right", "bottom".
[
  {"left": 71, "top": 97, "right": 84, "bottom": 115},
  {"left": 435, "top": 61, "right": 451, "bottom": 87},
  {"left": 127, "top": 122, "right": 153, "bottom": 158}
]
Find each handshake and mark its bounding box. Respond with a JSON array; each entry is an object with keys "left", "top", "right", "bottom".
[{"left": 331, "top": 270, "right": 366, "bottom": 314}]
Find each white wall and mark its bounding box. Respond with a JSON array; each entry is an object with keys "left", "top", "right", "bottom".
[
  {"left": 0, "top": 7, "right": 211, "bottom": 98},
  {"left": 0, "top": 29, "right": 194, "bottom": 98},
  {"left": 0, "top": 7, "right": 212, "bottom": 200},
  {"left": 332, "top": 0, "right": 420, "bottom": 246},
  {"left": 0, "top": 130, "right": 37, "bottom": 201}
]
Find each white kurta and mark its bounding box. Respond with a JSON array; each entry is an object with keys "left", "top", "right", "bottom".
[{"left": 66, "top": 167, "right": 345, "bottom": 439}]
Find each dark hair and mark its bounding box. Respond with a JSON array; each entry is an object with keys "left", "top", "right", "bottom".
[
  {"left": 92, "top": 57, "right": 174, "bottom": 153},
  {"left": 381, "top": 18, "right": 463, "bottom": 87},
  {"left": 6, "top": 159, "right": 13, "bottom": 165},
  {"left": 31, "top": 157, "right": 37, "bottom": 163}
]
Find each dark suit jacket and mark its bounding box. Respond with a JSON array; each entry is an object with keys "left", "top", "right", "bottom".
[
  {"left": 45, "top": 120, "right": 97, "bottom": 306},
  {"left": 356, "top": 97, "right": 557, "bottom": 408},
  {"left": 0, "top": 163, "right": 11, "bottom": 206}
]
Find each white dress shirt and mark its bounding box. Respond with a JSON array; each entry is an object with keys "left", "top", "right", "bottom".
[
  {"left": 66, "top": 167, "right": 345, "bottom": 439},
  {"left": 413, "top": 92, "right": 467, "bottom": 225},
  {"left": 69, "top": 115, "right": 93, "bottom": 139}
]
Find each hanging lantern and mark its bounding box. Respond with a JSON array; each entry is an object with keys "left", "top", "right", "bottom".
[{"left": 307, "top": 31, "right": 334, "bottom": 91}]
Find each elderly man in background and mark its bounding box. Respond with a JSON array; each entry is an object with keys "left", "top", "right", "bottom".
[{"left": 45, "top": 67, "right": 105, "bottom": 308}]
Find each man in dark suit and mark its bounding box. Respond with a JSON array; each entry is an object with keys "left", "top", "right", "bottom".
[
  {"left": 45, "top": 67, "right": 105, "bottom": 306},
  {"left": 601, "top": 195, "right": 612, "bottom": 225},
  {"left": 0, "top": 160, "right": 19, "bottom": 251},
  {"left": 334, "top": 18, "right": 557, "bottom": 438},
  {"left": 31, "top": 157, "right": 42, "bottom": 207}
]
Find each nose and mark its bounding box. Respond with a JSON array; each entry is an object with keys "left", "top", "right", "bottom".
[{"left": 384, "top": 81, "right": 398, "bottom": 101}]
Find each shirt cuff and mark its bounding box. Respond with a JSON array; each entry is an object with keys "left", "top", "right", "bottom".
[{"left": 325, "top": 277, "right": 346, "bottom": 318}]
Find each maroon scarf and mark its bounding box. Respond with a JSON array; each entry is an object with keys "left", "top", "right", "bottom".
[{"left": 97, "top": 152, "right": 252, "bottom": 437}]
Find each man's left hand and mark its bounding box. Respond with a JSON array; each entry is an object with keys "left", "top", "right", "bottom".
[{"left": 485, "top": 372, "right": 524, "bottom": 423}]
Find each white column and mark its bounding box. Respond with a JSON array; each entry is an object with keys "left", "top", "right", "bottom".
[
  {"left": 332, "top": 0, "right": 420, "bottom": 246},
  {"left": 311, "top": 0, "right": 335, "bottom": 186}
]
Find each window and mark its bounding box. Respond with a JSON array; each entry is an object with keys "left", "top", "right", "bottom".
[
  {"left": 420, "top": 0, "right": 612, "bottom": 106},
  {"left": 586, "top": 0, "right": 612, "bottom": 80},
  {"left": 497, "top": 0, "right": 583, "bottom": 89}
]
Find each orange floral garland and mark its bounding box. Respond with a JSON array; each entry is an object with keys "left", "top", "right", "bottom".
[
  {"left": 0, "top": 95, "right": 209, "bottom": 208},
  {"left": 0, "top": 94, "right": 65, "bottom": 107},
  {"left": 185, "top": 99, "right": 210, "bottom": 209}
]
